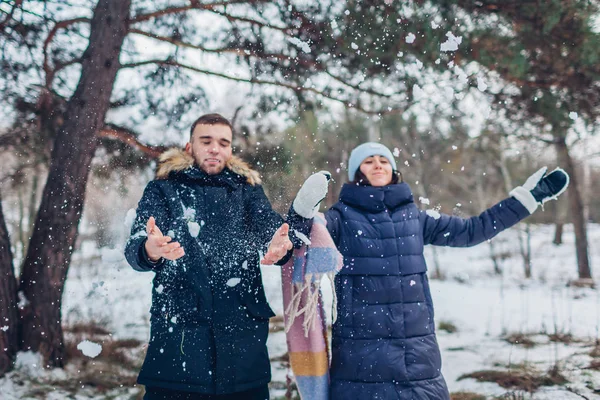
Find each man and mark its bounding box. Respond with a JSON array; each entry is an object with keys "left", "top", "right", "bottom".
[{"left": 125, "top": 113, "right": 326, "bottom": 399}]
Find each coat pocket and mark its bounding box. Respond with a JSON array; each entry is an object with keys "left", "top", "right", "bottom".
[
  {"left": 139, "top": 318, "right": 214, "bottom": 390},
  {"left": 228, "top": 315, "right": 271, "bottom": 386}
]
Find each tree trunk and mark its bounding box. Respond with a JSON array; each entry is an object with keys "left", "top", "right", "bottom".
[
  {"left": 553, "top": 222, "right": 563, "bottom": 245},
  {"left": 0, "top": 192, "right": 19, "bottom": 376},
  {"left": 523, "top": 224, "right": 532, "bottom": 279},
  {"left": 488, "top": 240, "right": 502, "bottom": 275},
  {"left": 18, "top": 0, "right": 131, "bottom": 367},
  {"left": 555, "top": 137, "right": 592, "bottom": 280},
  {"left": 552, "top": 160, "right": 569, "bottom": 246},
  {"left": 498, "top": 137, "right": 531, "bottom": 276}
]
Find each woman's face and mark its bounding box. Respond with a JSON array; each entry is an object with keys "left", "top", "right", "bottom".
[{"left": 359, "top": 155, "right": 393, "bottom": 187}]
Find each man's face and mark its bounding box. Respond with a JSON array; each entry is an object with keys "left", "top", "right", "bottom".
[{"left": 185, "top": 124, "right": 233, "bottom": 175}]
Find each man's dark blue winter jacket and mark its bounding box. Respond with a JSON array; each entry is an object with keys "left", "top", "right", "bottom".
[
  {"left": 125, "top": 149, "right": 283, "bottom": 395},
  {"left": 324, "top": 182, "right": 530, "bottom": 400}
]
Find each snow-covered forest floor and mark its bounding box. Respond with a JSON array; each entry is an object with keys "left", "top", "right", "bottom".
[{"left": 2, "top": 224, "right": 600, "bottom": 399}]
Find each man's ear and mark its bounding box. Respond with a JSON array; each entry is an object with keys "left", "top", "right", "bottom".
[{"left": 184, "top": 142, "right": 192, "bottom": 155}]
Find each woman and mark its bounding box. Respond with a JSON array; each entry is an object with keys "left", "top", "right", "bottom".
[{"left": 319, "top": 142, "right": 569, "bottom": 399}]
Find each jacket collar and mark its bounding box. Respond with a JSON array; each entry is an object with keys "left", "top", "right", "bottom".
[
  {"left": 339, "top": 182, "right": 414, "bottom": 212},
  {"left": 155, "top": 148, "right": 261, "bottom": 186}
]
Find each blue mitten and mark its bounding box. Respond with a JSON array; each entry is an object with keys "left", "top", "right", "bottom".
[{"left": 510, "top": 167, "right": 570, "bottom": 213}]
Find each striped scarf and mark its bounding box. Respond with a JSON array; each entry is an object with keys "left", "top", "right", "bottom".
[{"left": 281, "top": 213, "right": 343, "bottom": 400}]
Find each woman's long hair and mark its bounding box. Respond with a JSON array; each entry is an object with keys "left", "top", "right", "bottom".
[{"left": 351, "top": 169, "right": 403, "bottom": 186}]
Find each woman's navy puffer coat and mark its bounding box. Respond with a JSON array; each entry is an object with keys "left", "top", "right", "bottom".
[{"left": 324, "top": 182, "right": 530, "bottom": 399}]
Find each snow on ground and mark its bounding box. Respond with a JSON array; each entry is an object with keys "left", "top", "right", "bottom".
[{"left": 2, "top": 223, "right": 600, "bottom": 399}]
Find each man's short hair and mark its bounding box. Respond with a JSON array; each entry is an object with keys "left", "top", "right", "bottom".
[{"left": 189, "top": 113, "right": 233, "bottom": 139}]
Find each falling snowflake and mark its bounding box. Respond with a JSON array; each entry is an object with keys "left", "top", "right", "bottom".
[
  {"left": 188, "top": 221, "right": 201, "bottom": 238},
  {"left": 182, "top": 207, "right": 196, "bottom": 222},
  {"left": 413, "top": 84, "right": 424, "bottom": 99},
  {"left": 17, "top": 292, "right": 29, "bottom": 308},
  {"left": 426, "top": 210, "right": 441, "bottom": 220},
  {"left": 155, "top": 284, "right": 164, "bottom": 294},
  {"left": 226, "top": 278, "right": 241, "bottom": 287},
  {"left": 124, "top": 209, "right": 136, "bottom": 228},
  {"left": 405, "top": 33, "right": 416, "bottom": 43},
  {"left": 130, "top": 230, "right": 147, "bottom": 240},
  {"left": 440, "top": 32, "right": 462, "bottom": 52},
  {"left": 101, "top": 248, "right": 123, "bottom": 263},
  {"left": 287, "top": 37, "right": 311, "bottom": 53},
  {"left": 419, "top": 197, "right": 430, "bottom": 205},
  {"left": 77, "top": 340, "right": 102, "bottom": 358},
  {"left": 569, "top": 112, "right": 578, "bottom": 120},
  {"left": 477, "top": 76, "right": 488, "bottom": 92}
]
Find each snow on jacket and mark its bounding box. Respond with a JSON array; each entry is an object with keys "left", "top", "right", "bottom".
[
  {"left": 325, "top": 182, "right": 530, "bottom": 400},
  {"left": 124, "top": 149, "right": 282, "bottom": 395}
]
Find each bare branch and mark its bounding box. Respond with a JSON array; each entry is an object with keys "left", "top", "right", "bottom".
[
  {"left": 0, "top": 131, "right": 24, "bottom": 149},
  {"left": 98, "top": 126, "right": 167, "bottom": 159},
  {"left": 120, "top": 58, "right": 405, "bottom": 115},
  {"left": 128, "top": 28, "right": 291, "bottom": 60},
  {"left": 498, "top": 129, "right": 556, "bottom": 145},
  {"left": 128, "top": 29, "right": 394, "bottom": 99},
  {"left": 43, "top": 17, "right": 90, "bottom": 87},
  {"left": 231, "top": 105, "right": 244, "bottom": 128},
  {"left": 206, "top": 9, "right": 290, "bottom": 33},
  {"left": 130, "top": 0, "right": 270, "bottom": 24},
  {"left": 324, "top": 70, "right": 395, "bottom": 99},
  {"left": 0, "top": 0, "right": 23, "bottom": 32},
  {"left": 53, "top": 57, "right": 83, "bottom": 74}
]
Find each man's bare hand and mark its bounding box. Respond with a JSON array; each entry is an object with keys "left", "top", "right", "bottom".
[
  {"left": 261, "top": 223, "right": 293, "bottom": 265},
  {"left": 144, "top": 216, "right": 185, "bottom": 261}
]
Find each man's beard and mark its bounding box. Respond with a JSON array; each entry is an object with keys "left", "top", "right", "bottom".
[{"left": 192, "top": 150, "right": 224, "bottom": 175}]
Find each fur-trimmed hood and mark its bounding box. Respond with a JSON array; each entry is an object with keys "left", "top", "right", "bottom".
[{"left": 155, "top": 148, "right": 262, "bottom": 185}]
